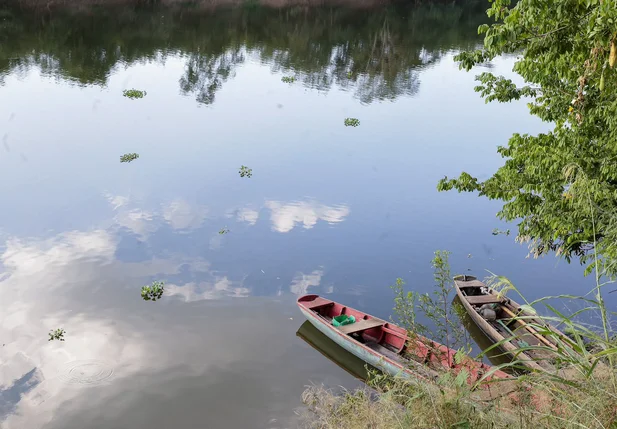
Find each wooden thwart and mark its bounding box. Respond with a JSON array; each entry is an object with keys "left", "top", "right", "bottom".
[
  {"left": 303, "top": 297, "right": 334, "bottom": 309},
  {"left": 338, "top": 318, "right": 384, "bottom": 334},
  {"left": 466, "top": 295, "right": 505, "bottom": 305},
  {"left": 457, "top": 281, "right": 485, "bottom": 289}
]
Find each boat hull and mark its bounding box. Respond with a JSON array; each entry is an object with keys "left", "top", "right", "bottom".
[{"left": 299, "top": 307, "right": 421, "bottom": 382}]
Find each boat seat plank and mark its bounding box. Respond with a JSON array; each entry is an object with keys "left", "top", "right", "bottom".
[
  {"left": 465, "top": 295, "right": 504, "bottom": 305},
  {"left": 304, "top": 297, "right": 334, "bottom": 309},
  {"left": 338, "top": 318, "right": 384, "bottom": 334},
  {"left": 456, "top": 279, "right": 486, "bottom": 287},
  {"left": 458, "top": 282, "right": 485, "bottom": 289}
]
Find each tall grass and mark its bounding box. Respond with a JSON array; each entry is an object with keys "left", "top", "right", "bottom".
[{"left": 302, "top": 366, "right": 617, "bottom": 428}]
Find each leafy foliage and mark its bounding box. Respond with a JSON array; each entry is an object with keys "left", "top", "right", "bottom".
[
  {"left": 418, "top": 251, "right": 470, "bottom": 352},
  {"left": 120, "top": 153, "right": 139, "bottom": 163},
  {"left": 141, "top": 281, "right": 164, "bottom": 301},
  {"left": 239, "top": 165, "right": 252, "bottom": 178},
  {"left": 281, "top": 76, "right": 296, "bottom": 83},
  {"left": 392, "top": 251, "right": 471, "bottom": 353},
  {"left": 438, "top": 0, "right": 617, "bottom": 276},
  {"left": 122, "top": 89, "right": 147, "bottom": 99},
  {"left": 391, "top": 277, "right": 426, "bottom": 336},
  {"left": 344, "top": 118, "right": 360, "bottom": 127},
  {"left": 48, "top": 328, "right": 66, "bottom": 341}
]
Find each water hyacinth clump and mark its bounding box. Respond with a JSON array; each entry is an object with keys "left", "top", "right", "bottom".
[
  {"left": 344, "top": 118, "right": 360, "bottom": 127},
  {"left": 492, "top": 228, "right": 511, "bottom": 236},
  {"left": 141, "top": 281, "right": 165, "bottom": 301},
  {"left": 281, "top": 76, "right": 296, "bottom": 83},
  {"left": 120, "top": 153, "right": 139, "bottom": 163},
  {"left": 48, "top": 328, "right": 66, "bottom": 341},
  {"left": 239, "top": 165, "right": 252, "bottom": 178},
  {"left": 123, "top": 89, "right": 147, "bottom": 99}
]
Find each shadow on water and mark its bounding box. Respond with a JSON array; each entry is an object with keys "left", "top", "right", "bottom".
[
  {"left": 297, "top": 320, "right": 376, "bottom": 382},
  {"left": 0, "top": 2, "right": 487, "bottom": 104}
]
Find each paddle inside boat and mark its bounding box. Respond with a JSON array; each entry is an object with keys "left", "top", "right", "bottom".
[
  {"left": 454, "top": 275, "right": 576, "bottom": 372},
  {"left": 297, "top": 294, "right": 511, "bottom": 386}
]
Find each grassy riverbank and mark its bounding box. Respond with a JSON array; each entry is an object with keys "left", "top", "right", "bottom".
[{"left": 302, "top": 368, "right": 617, "bottom": 428}]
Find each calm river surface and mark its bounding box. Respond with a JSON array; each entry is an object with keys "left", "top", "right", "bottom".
[{"left": 0, "top": 3, "right": 605, "bottom": 428}]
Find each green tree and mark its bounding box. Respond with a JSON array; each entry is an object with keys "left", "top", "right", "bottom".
[{"left": 438, "top": 0, "right": 617, "bottom": 276}]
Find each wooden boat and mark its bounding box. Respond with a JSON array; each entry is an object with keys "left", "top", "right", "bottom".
[
  {"left": 297, "top": 294, "right": 511, "bottom": 386},
  {"left": 454, "top": 275, "right": 574, "bottom": 372}
]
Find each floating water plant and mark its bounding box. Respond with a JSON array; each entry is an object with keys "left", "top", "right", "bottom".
[
  {"left": 281, "top": 76, "right": 296, "bottom": 84},
  {"left": 120, "top": 153, "right": 139, "bottom": 163},
  {"left": 344, "top": 118, "right": 360, "bottom": 127},
  {"left": 123, "top": 89, "right": 147, "bottom": 99},
  {"left": 141, "top": 281, "right": 165, "bottom": 301},
  {"left": 239, "top": 165, "right": 252, "bottom": 178},
  {"left": 48, "top": 328, "right": 66, "bottom": 341},
  {"left": 491, "top": 228, "right": 511, "bottom": 236}
]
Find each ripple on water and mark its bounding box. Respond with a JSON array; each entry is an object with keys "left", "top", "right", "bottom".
[{"left": 57, "top": 360, "right": 114, "bottom": 385}]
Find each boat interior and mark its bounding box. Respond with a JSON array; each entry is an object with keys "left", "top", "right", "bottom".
[
  {"left": 456, "top": 278, "right": 555, "bottom": 353},
  {"left": 298, "top": 295, "right": 408, "bottom": 361}
]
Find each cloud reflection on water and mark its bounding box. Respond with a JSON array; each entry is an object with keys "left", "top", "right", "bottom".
[
  {"left": 0, "top": 191, "right": 350, "bottom": 427},
  {"left": 265, "top": 200, "right": 350, "bottom": 233},
  {"left": 290, "top": 270, "right": 324, "bottom": 296},
  {"left": 166, "top": 278, "right": 250, "bottom": 302},
  {"left": 0, "top": 230, "right": 152, "bottom": 428}
]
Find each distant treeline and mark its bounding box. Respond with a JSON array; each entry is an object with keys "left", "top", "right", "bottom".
[{"left": 0, "top": 0, "right": 484, "bottom": 10}]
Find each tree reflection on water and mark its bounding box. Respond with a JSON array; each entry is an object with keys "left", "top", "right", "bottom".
[{"left": 0, "top": 2, "right": 486, "bottom": 104}]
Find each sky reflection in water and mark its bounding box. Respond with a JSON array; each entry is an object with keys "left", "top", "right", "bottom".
[{"left": 0, "top": 4, "right": 607, "bottom": 428}]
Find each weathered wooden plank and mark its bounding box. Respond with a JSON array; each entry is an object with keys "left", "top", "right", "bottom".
[
  {"left": 338, "top": 318, "right": 384, "bottom": 334},
  {"left": 465, "top": 295, "right": 504, "bottom": 305}
]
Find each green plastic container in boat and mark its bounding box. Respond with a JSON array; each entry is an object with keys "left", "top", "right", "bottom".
[{"left": 332, "top": 315, "right": 356, "bottom": 327}]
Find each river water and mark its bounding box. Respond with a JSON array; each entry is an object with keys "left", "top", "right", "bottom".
[{"left": 0, "top": 3, "right": 602, "bottom": 428}]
